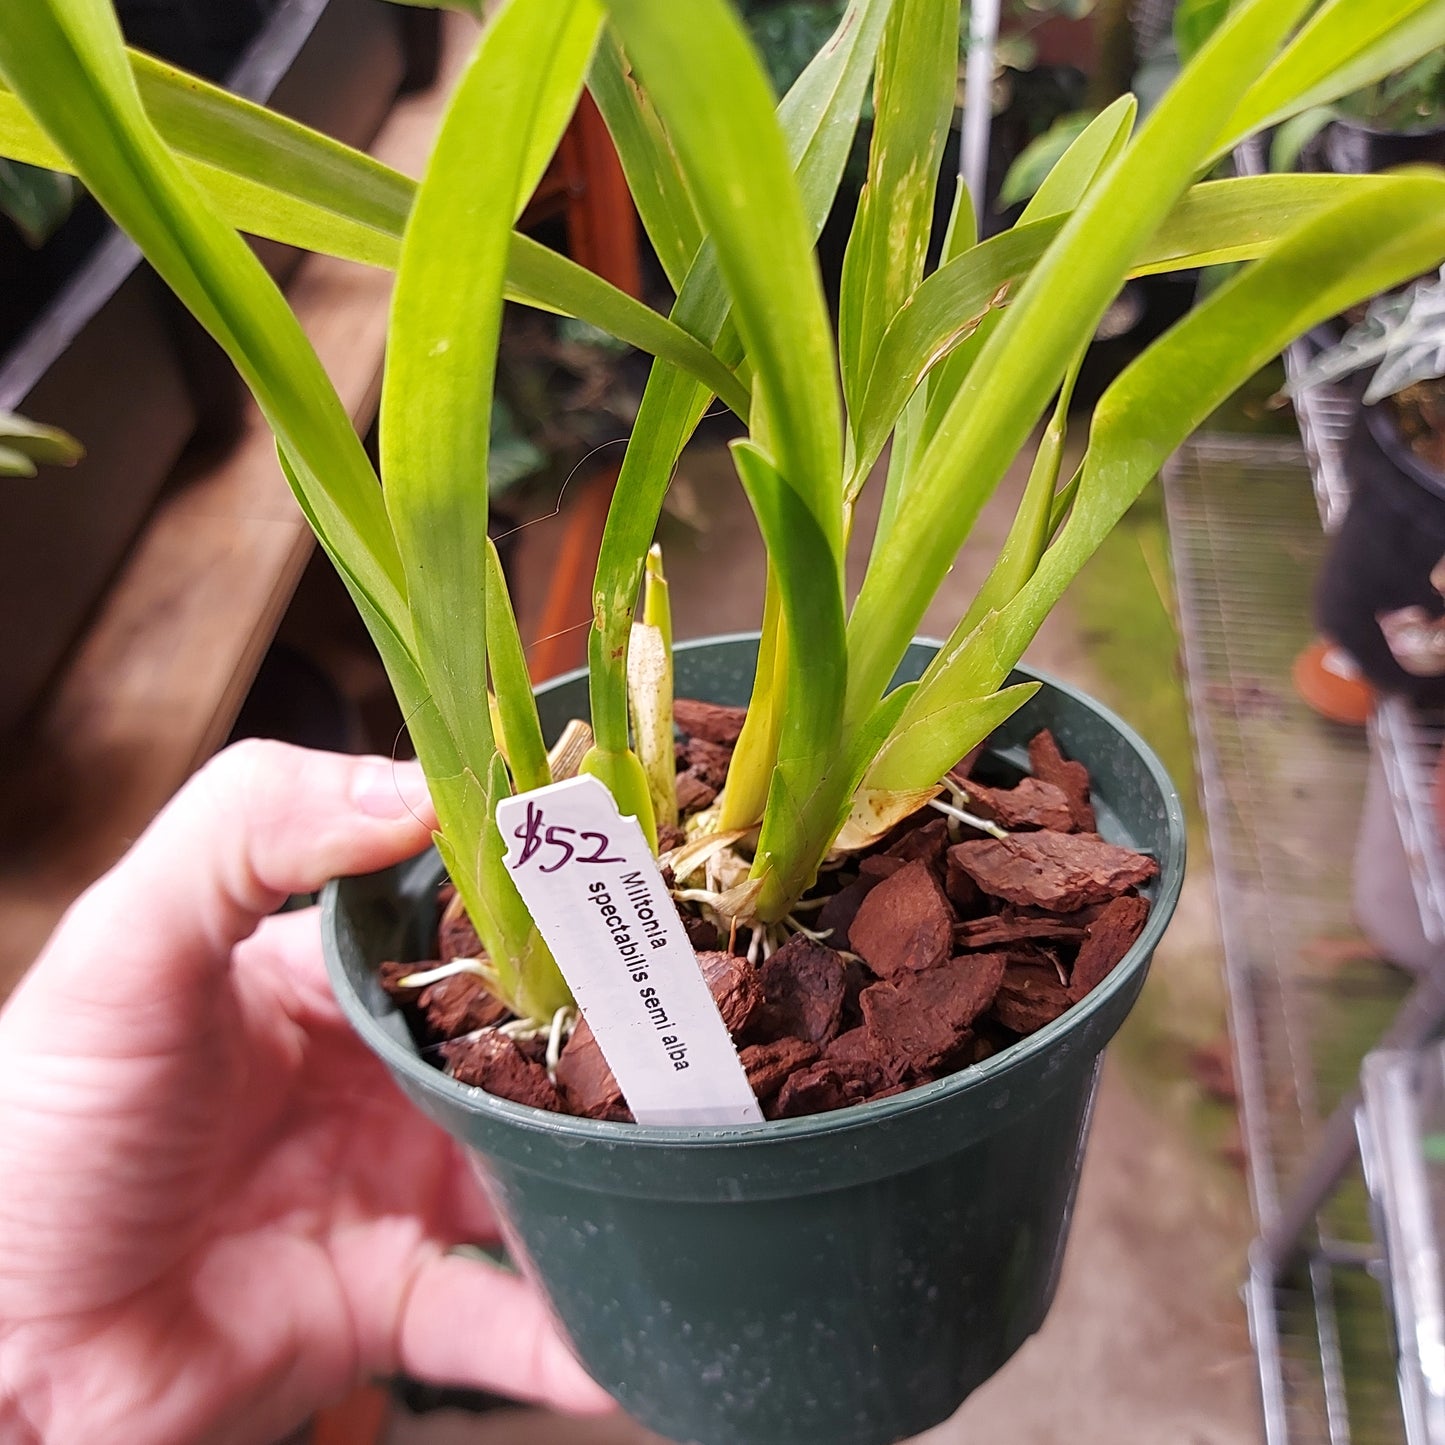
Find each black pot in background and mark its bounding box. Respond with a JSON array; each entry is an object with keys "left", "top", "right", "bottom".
[
  {"left": 1315, "top": 401, "right": 1445, "bottom": 706},
  {"left": 1294, "top": 117, "right": 1445, "bottom": 356},
  {"left": 1321, "top": 115, "right": 1445, "bottom": 175}
]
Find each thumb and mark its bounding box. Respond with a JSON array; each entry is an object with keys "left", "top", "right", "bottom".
[
  {"left": 13, "top": 741, "right": 437, "bottom": 1012},
  {"left": 393, "top": 1251, "right": 616, "bottom": 1416}
]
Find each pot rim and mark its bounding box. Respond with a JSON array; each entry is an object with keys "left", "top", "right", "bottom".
[
  {"left": 323, "top": 633, "right": 1186, "bottom": 1150},
  {"left": 1364, "top": 399, "right": 1445, "bottom": 500},
  {"left": 1329, "top": 113, "right": 1445, "bottom": 141}
]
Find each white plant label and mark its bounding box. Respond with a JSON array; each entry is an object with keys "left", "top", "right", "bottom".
[{"left": 497, "top": 774, "right": 763, "bottom": 1127}]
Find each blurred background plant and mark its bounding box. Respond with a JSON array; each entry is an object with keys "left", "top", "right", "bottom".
[
  {"left": 1272, "top": 51, "right": 1445, "bottom": 171},
  {"left": 1288, "top": 269, "right": 1445, "bottom": 409},
  {"left": 0, "top": 160, "right": 77, "bottom": 248}
]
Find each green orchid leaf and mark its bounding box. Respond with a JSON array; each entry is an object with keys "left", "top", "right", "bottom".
[
  {"left": 1019, "top": 93, "right": 1135, "bottom": 223},
  {"left": 432, "top": 757, "right": 572, "bottom": 1022},
  {"left": 1174, "top": 0, "right": 1230, "bottom": 64},
  {"left": 0, "top": 50, "right": 411, "bottom": 259},
  {"left": 915, "top": 174, "right": 1445, "bottom": 802},
  {"left": 580, "top": 744, "right": 659, "bottom": 851},
  {"left": 507, "top": 240, "right": 749, "bottom": 412},
  {"left": 587, "top": 0, "right": 890, "bottom": 756},
  {"left": 838, "top": 0, "right": 957, "bottom": 431},
  {"left": 870, "top": 95, "right": 1135, "bottom": 519},
  {"left": 937, "top": 176, "right": 975, "bottom": 261},
  {"left": 384, "top": 0, "right": 593, "bottom": 767},
  {"left": 486, "top": 539, "right": 551, "bottom": 796},
  {"left": 381, "top": 0, "right": 599, "bottom": 983},
  {"left": 0, "top": 51, "right": 747, "bottom": 407},
  {"left": 852, "top": 169, "right": 1392, "bottom": 504},
  {"left": 1269, "top": 104, "right": 1334, "bottom": 172},
  {"left": 730, "top": 440, "right": 846, "bottom": 921},
  {"left": 872, "top": 382, "right": 925, "bottom": 557},
  {"left": 998, "top": 112, "right": 1094, "bottom": 209},
  {"left": 958, "top": 350, "right": 1083, "bottom": 636},
  {"left": 719, "top": 570, "right": 787, "bottom": 830},
  {"left": 513, "top": 0, "right": 605, "bottom": 214},
  {"left": 864, "top": 682, "right": 1040, "bottom": 795},
  {"left": 605, "top": 0, "right": 842, "bottom": 566},
  {"left": 838, "top": 0, "right": 1320, "bottom": 881},
  {"left": 0, "top": 445, "right": 34, "bottom": 475},
  {"left": 0, "top": 157, "right": 76, "bottom": 244},
  {"left": 588, "top": 28, "right": 704, "bottom": 290},
  {"left": 1216, "top": 0, "right": 1445, "bottom": 158}
]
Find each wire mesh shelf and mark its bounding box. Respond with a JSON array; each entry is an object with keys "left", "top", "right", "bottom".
[
  {"left": 1165, "top": 435, "right": 1408, "bottom": 1445},
  {"left": 1174, "top": 126, "right": 1445, "bottom": 1445}
]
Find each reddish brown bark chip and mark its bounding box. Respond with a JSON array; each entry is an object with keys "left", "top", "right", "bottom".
[
  {"left": 859, "top": 953, "right": 1007, "bottom": 1075},
  {"left": 990, "top": 962, "right": 1074, "bottom": 1036},
  {"left": 1028, "top": 729, "right": 1096, "bottom": 831},
  {"left": 674, "top": 698, "right": 748, "bottom": 746},
  {"left": 771, "top": 1057, "right": 896, "bottom": 1118},
  {"left": 840, "top": 957, "right": 872, "bottom": 1031},
  {"left": 698, "top": 950, "right": 764, "bottom": 1035},
  {"left": 683, "top": 914, "right": 722, "bottom": 953},
  {"left": 657, "top": 822, "right": 687, "bottom": 854},
  {"left": 964, "top": 777, "right": 1075, "bottom": 833},
  {"left": 438, "top": 888, "right": 482, "bottom": 963},
  {"left": 848, "top": 860, "right": 956, "bottom": 977},
  {"left": 954, "top": 909, "right": 1091, "bottom": 950},
  {"left": 825, "top": 1025, "right": 897, "bottom": 1071},
  {"left": 816, "top": 878, "right": 873, "bottom": 951},
  {"left": 858, "top": 853, "right": 908, "bottom": 882},
  {"left": 443, "top": 1032, "right": 563, "bottom": 1112},
  {"left": 675, "top": 771, "right": 718, "bottom": 814},
  {"left": 379, "top": 961, "right": 507, "bottom": 1040},
  {"left": 555, "top": 1018, "right": 632, "bottom": 1122},
  {"left": 758, "top": 935, "right": 846, "bottom": 1045},
  {"left": 948, "top": 832, "right": 1158, "bottom": 912},
  {"left": 677, "top": 737, "right": 733, "bottom": 789},
  {"left": 884, "top": 816, "right": 952, "bottom": 869},
  {"left": 944, "top": 852, "right": 984, "bottom": 916},
  {"left": 771, "top": 1062, "right": 853, "bottom": 1118},
  {"left": 740, "top": 1038, "right": 820, "bottom": 1102},
  {"left": 419, "top": 973, "right": 508, "bottom": 1038},
  {"left": 379, "top": 959, "right": 419, "bottom": 999},
  {"left": 1068, "top": 894, "right": 1150, "bottom": 1000}
]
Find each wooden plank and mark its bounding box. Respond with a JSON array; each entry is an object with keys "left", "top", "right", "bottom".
[{"left": 0, "top": 17, "right": 475, "bottom": 996}]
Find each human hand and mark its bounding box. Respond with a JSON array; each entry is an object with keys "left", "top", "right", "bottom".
[{"left": 0, "top": 741, "right": 612, "bottom": 1444}]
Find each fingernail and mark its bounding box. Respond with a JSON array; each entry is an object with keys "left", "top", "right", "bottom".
[{"left": 352, "top": 758, "right": 434, "bottom": 821}]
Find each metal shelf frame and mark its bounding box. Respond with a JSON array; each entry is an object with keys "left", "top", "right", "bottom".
[{"left": 1167, "top": 316, "right": 1445, "bottom": 1443}]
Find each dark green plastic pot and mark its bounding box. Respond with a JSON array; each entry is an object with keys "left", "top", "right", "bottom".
[{"left": 323, "top": 636, "right": 1185, "bottom": 1445}]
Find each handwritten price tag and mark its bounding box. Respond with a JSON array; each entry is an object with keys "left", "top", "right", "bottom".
[{"left": 497, "top": 775, "right": 763, "bottom": 1128}]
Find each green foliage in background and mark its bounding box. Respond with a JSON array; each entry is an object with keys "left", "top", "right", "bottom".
[{"left": 0, "top": 157, "right": 76, "bottom": 244}]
